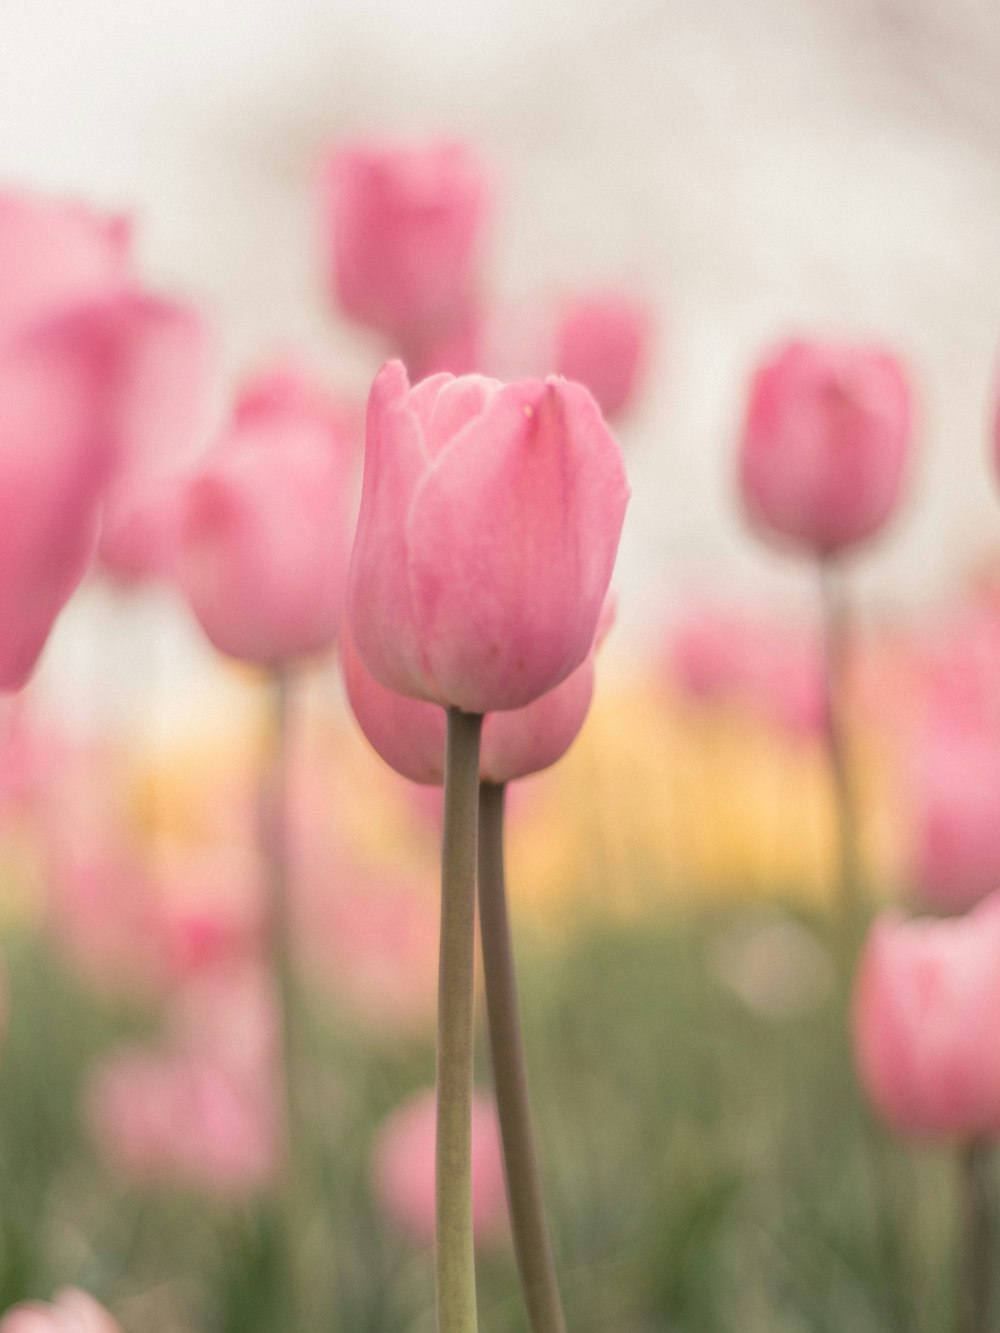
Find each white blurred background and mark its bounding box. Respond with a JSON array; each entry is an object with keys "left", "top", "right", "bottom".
[{"left": 3, "top": 0, "right": 1000, "bottom": 717}]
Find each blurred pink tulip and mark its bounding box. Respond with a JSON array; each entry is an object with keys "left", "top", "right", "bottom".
[
  {"left": 0, "top": 191, "right": 130, "bottom": 347},
  {"left": 738, "top": 340, "right": 912, "bottom": 557},
  {"left": 176, "top": 366, "right": 358, "bottom": 665},
  {"left": 0, "top": 1288, "right": 121, "bottom": 1333},
  {"left": 97, "top": 295, "right": 217, "bottom": 582},
  {"left": 343, "top": 612, "right": 598, "bottom": 783},
  {"left": 0, "top": 307, "right": 125, "bottom": 690},
  {"left": 87, "top": 1042, "right": 278, "bottom": 1196},
  {"left": 348, "top": 361, "right": 628, "bottom": 713},
  {"left": 853, "top": 895, "right": 1000, "bottom": 1139},
  {"left": 553, "top": 292, "right": 651, "bottom": 420},
  {"left": 371, "top": 1088, "right": 507, "bottom": 1247},
  {"left": 907, "top": 707, "right": 1000, "bottom": 913},
  {"left": 321, "top": 140, "right": 490, "bottom": 366}
]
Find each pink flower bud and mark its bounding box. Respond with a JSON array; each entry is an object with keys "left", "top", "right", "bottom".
[
  {"left": 321, "top": 140, "right": 490, "bottom": 362},
  {"left": 0, "top": 308, "right": 125, "bottom": 690},
  {"left": 852, "top": 895, "right": 1000, "bottom": 1140},
  {"left": 0, "top": 1289, "right": 121, "bottom": 1333},
  {"left": 0, "top": 191, "right": 131, "bottom": 347},
  {"left": 97, "top": 295, "right": 217, "bottom": 583},
  {"left": 738, "top": 340, "right": 912, "bottom": 557},
  {"left": 553, "top": 292, "right": 651, "bottom": 421},
  {"left": 348, "top": 361, "right": 629, "bottom": 714},
  {"left": 176, "top": 367, "right": 358, "bottom": 665},
  {"left": 371, "top": 1088, "right": 506, "bottom": 1247}
]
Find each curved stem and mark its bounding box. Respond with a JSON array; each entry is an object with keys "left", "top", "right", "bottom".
[
  {"left": 959, "top": 1141, "right": 994, "bottom": 1333},
  {"left": 478, "top": 781, "right": 566, "bottom": 1333},
  {"left": 437, "top": 708, "right": 484, "bottom": 1333},
  {"left": 819, "top": 559, "right": 863, "bottom": 942}
]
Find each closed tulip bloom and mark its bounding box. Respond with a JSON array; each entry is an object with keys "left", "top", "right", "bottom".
[
  {"left": 176, "top": 368, "right": 357, "bottom": 665},
  {"left": 0, "top": 308, "right": 123, "bottom": 691},
  {"left": 0, "top": 1289, "right": 121, "bottom": 1333},
  {"left": 739, "top": 340, "right": 912, "bottom": 556},
  {"left": 343, "top": 616, "right": 598, "bottom": 784},
  {"left": 908, "top": 708, "right": 1000, "bottom": 913},
  {"left": 554, "top": 292, "right": 651, "bottom": 420},
  {"left": 853, "top": 895, "right": 1000, "bottom": 1139},
  {"left": 371, "top": 1088, "right": 506, "bottom": 1248},
  {"left": 98, "top": 295, "right": 217, "bottom": 582},
  {"left": 322, "top": 140, "right": 489, "bottom": 357},
  {"left": 0, "top": 191, "right": 131, "bottom": 347},
  {"left": 348, "top": 361, "right": 629, "bottom": 714}
]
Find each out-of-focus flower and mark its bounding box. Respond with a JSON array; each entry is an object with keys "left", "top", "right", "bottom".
[
  {"left": 0, "top": 308, "right": 125, "bottom": 690},
  {"left": 97, "top": 295, "right": 217, "bottom": 583},
  {"left": 371, "top": 1088, "right": 506, "bottom": 1247},
  {"left": 553, "top": 292, "right": 651, "bottom": 421},
  {"left": 176, "top": 366, "right": 358, "bottom": 665},
  {"left": 0, "top": 191, "right": 130, "bottom": 347},
  {"left": 86, "top": 1039, "right": 278, "bottom": 1196},
  {"left": 348, "top": 361, "right": 628, "bottom": 713},
  {"left": 320, "top": 140, "right": 490, "bottom": 372},
  {"left": 853, "top": 895, "right": 1000, "bottom": 1139},
  {"left": 665, "top": 604, "right": 825, "bottom": 738},
  {"left": 907, "top": 705, "right": 1000, "bottom": 913},
  {"left": 738, "top": 339, "right": 912, "bottom": 557},
  {"left": 0, "top": 1288, "right": 121, "bottom": 1333}
]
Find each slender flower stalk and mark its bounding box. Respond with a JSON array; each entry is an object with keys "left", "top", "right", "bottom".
[
  {"left": 477, "top": 781, "right": 566, "bottom": 1333},
  {"left": 437, "top": 708, "right": 484, "bottom": 1333},
  {"left": 960, "top": 1142, "right": 994, "bottom": 1333},
  {"left": 259, "top": 667, "right": 307, "bottom": 1319},
  {"left": 818, "top": 559, "right": 862, "bottom": 938}
]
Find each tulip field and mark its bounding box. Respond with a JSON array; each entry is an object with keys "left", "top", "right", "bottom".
[{"left": 3, "top": 19, "right": 1000, "bottom": 1328}]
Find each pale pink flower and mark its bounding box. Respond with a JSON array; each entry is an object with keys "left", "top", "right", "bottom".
[
  {"left": 553, "top": 292, "right": 651, "bottom": 420},
  {"left": 0, "top": 1288, "right": 121, "bottom": 1333}
]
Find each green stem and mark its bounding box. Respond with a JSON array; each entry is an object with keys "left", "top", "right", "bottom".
[
  {"left": 818, "top": 559, "right": 863, "bottom": 942},
  {"left": 437, "top": 708, "right": 484, "bottom": 1333},
  {"left": 260, "top": 667, "right": 308, "bottom": 1325},
  {"left": 478, "top": 781, "right": 567, "bottom": 1333},
  {"left": 959, "top": 1142, "right": 994, "bottom": 1333}
]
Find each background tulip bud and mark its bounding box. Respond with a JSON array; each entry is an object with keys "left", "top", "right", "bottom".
[
  {"left": 738, "top": 339, "right": 912, "bottom": 556},
  {"left": 347, "top": 361, "right": 629, "bottom": 714},
  {"left": 371, "top": 1088, "right": 506, "bottom": 1248},
  {"left": 0, "top": 1289, "right": 122, "bottom": 1333},
  {"left": 321, "top": 140, "right": 490, "bottom": 364},
  {"left": 176, "top": 367, "right": 358, "bottom": 665},
  {"left": 553, "top": 291, "right": 651, "bottom": 421},
  {"left": 852, "top": 896, "right": 1000, "bottom": 1139}
]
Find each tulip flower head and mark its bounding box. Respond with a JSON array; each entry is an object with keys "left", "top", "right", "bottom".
[
  {"left": 176, "top": 367, "right": 358, "bottom": 665},
  {"left": 348, "top": 361, "right": 628, "bottom": 715},
  {"left": 553, "top": 292, "right": 651, "bottom": 421},
  {"left": 0, "top": 1289, "right": 121, "bottom": 1333},
  {"left": 853, "top": 895, "right": 1000, "bottom": 1139},
  {"left": 738, "top": 339, "right": 912, "bottom": 557}
]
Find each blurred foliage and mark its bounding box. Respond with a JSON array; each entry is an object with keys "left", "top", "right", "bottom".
[{"left": 0, "top": 902, "right": 970, "bottom": 1332}]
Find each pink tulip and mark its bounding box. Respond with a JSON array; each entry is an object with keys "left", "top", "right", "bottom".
[
  {"left": 0, "top": 307, "right": 124, "bottom": 690},
  {"left": 348, "top": 361, "right": 629, "bottom": 714},
  {"left": 321, "top": 140, "right": 490, "bottom": 365},
  {"left": 852, "top": 895, "right": 1000, "bottom": 1139},
  {"left": 738, "top": 339, "right": 912, "bottom": 556},
  {"left": 343, "top": 612, "right": 598, "bottom": 784},
  {"left": 0, "top": 1288, "right": 121, "bottom": 1333},
  {"left": 0, "top": 191, "right": 131, "bottom": 347},
  {"left": 553, "top": 292, "right": 651, "bottom": 420},
  {"left": 86, "top": 1043, "right": 278, "bottom": 1196},
  {"left": 97, "top": 295, "right": 217, "bottom": 582},
  {"left": 907, "top": 707, "right": 1000, "bottom": 913},
  {"left": 371, "top": 1088, "right": 507, "bottom": 1247},
  {"left": 176, "top": 367, "right": 358, "bottom": 665}
]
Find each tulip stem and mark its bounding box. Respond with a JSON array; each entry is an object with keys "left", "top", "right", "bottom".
[
  {"left": 818, "top": 559, "right": 863, "bottom": 940},
  {"left": 260, "top": 667, "right": 308, "bottom": 1325},
  {"left": 960, "top": 1141, "right": 994, "bottom": 1333},
  {"left": 437, "top": 708, "right": 484, "bottom": 1333},
  {"left": 478, "top": 781, "right": 567, "bottom": 1333}
]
